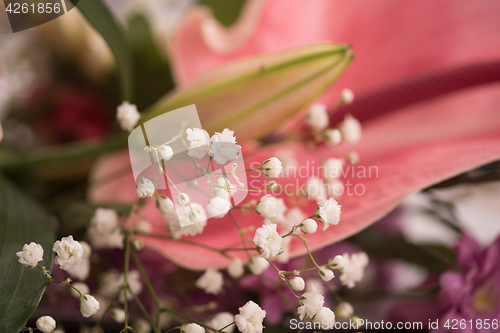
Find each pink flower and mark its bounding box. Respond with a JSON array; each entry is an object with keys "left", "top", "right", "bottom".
[{"left": 90, "top": 0, "right": 500, "bottom": 269}]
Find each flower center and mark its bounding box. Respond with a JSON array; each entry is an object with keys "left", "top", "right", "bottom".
[{"left": 473, "top": 282, "right": 499, "bottom": 316}]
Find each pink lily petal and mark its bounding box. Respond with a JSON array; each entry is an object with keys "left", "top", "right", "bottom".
[
  {"left": 170, "top": 0, "right": 500, "bottom": 101},
  {"left": 89, "top": 82, "right": 500, "bottom": 269}
]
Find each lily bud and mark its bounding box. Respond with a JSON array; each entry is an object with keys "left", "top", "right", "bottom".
[{"left": 141, "top": 44, "right": 353, "bottom": 143}]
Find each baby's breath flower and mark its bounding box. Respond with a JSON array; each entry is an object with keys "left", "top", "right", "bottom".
[
  {"left": 181, "top": 323, "right": 204, "bottom": 333},
  {"left": 340, "top": 252, "right": 369, "bottom": 288},
  {"left": 206, "top": 312, "right": 235, "bottom": 333},
  {"left": 116, "top": 101, "right": 140, "bottom": 131},
  {"left": 53, "top": 236, "right": 84, "bottom": 271},
  {"left": 135, "top": 220, "right": 152, "bottom": 234},
  {"left": 177, "top": 193, "right": 190, "bottom": 206},
  {"left": 227, "top": 258, "right": 244, "bottom": 279},
  {"left": 324, "top": 128, "right": 342, "bottom": 145},
  {"left": 300, "top": 218, "right": 318, "bottom": 234},
  {"left": 264, "top": 197, "right": 287, "bottom": 224},
  {"left": 335, "top": 302, "right": 354, "bottom": 319},
  {"left": 195, "top": 269, "right": 224, "bottom": 295},
  {"left": 248, "top": 255, "right": 270, "bottom": 275},
  {"left": 340, "top": 88, "right": 354, "bottom": 104},
  {"left": 210, "top": 129, "right": 241, "bottom": 165},
  {"left": 134, "top": 318, "right": 151, "bottom": 333},
  {"left": 87, "top": 208, "right": 123, "bottom": 250},
  {"left": 297, "top": 285, "right": 324, "bottom": 320},
  {"left": 313, "top": 307, "right": 336, "bottom": 328},
  {"left": 316, "top": 198, "right": 341, "bottom": 231},
  {"left": 253, "top": 223, "right": 283, "bottom": 258},
  {"left": 17, "top": 242, "right": 44, "bottom": 268},
  {"left": 67, "top": 241, "right": 91, "bottom": 280},
  {"left": 186, "top": 128, "right": 210, "bottom": 159},
  {"left": 80, "top": 294, "right": 100, "bottom": 318},
  {"left": 322, "top": 158, "right": 344, "bottom": 179},
  {"left": 289, "top": 277, "right": 305, "bottom": 291},
  {"left": 158, "top": 145, "right": 174, "bottom": 161},
  {"left": 157, "top": 195, "right": 175, "bottom": 216},
  {"left": 235, "top": 301, "right": 266, "bottom": 333},
  {"left": 318, "top": 267, "right": 335, "bottom": 281},
  {"left": 111, "top": 308, "right": 125, "bottom": 323},
  {"left": 328, "top": 255, "right": 345, "bottom": 269},
  {"left": 99, "top": 270, "right": 143, "bottom": 302},
  {"left": 338, "top": 114, "right": 361, "bottom": 143},
  {"left": 266, "top": 181, "right": 278, "bottom": 191},
  {"left": 261, "top": 157, "right": 283, "bottom": 178},
  {"left": 206, "top": 196, "right": 231, "bottom": 219},
  {"left": 136, "top": 178, "right": 155, "bottom": 198},
  {"left": 305, "top": 103, "right": 329, "bottom": 130},
  {"left": 36, "top": 316, "right": 56, "bottom": 333},
  {"left": 255, "top": 195, "right": 278, "bottom": 219}
]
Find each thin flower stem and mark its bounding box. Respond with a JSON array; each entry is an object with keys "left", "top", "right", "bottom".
[
  {"left": 127, "top": 285, "right": 161, "bottom": 333},
  {"left": 160, "top": 307, "right": 218, "bottom": 332},
  {"left": 92, "top": 288, "right": 121, "bottom": 331},
  {"left": 123, "top": 232, "right": 131, "bottom": 331},
  {"left": 228, "top": 212, "right": 253, "bottom": 259},
  {"left": 219, "top": 321, "right": 236, "bottom": 331},
  {"left": 265, "top": 259, "right": 301, "bottom": 300},
  {"left": 291, "top": 233, "right": 321, "bottom": 268}
]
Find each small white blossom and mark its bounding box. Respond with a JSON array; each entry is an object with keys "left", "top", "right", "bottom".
[
  {"left": 335, "top": 302, "right": 354, "bottom": 319},
  {"left": 297, "top": 285, "right": 324, "bottom": 320},
  {"left": 318, "top": 267, "right": 335, "bottom": 281},
  {"left": 182, "top": 323, "right": 204, "bottom": 333},
  {"left": 261, "top": 157, "right": 283, "bottom": 178},
  {"left": 136, "top": 178, "right": 155, "bottom": 198},
  {"left": 157, "top": 145, "right": 174, "bottom": 161},
  {"left": 289, "top": 277, "right": 305, "bottom": 291},
  {"left": 207, "top": 196, "right": 231, "bottom": 219},
  {"left": 135, "top": 220, "right": 152, "bottom": 234},
  {"left": 322, "top": 158, "right": 344, "bottom": 179},
  {"left": 177, "top": 193, "right": 190, "bottom": 206},
  {"left": 36, "top": 316, "right": 56, "bottom": 333},
  {"left": 263, "top": 197, "right": 287, "bottom": 224},
  {"left": 340, "top": 252, "right": 369, "bottom": 288},
  {"left": 227, "top": 258, "right": 244, "bottom": 279},
  {"left": 300, "top": 218, "right": 317, "bottom": 234},
  {"left": 67, "top": 241, "right": 91, "bottom": 280},
  {"left": 186, "top": 128, "right": 210, "bottom": 159},
  {"left": 316, "top": 198, "right": 341, "bottom": 231},
  {"left": 111, "top": 308, "right": 125, "bottom": 323},
  {"left": 117, "top": 101, "right": 140, "bottom": 131},
  {"left": 248, "top": 255, "right": 269, "bottom": 275},
  {"left": 313, "top": 307, "right": 336, "bottom": 329},
  {"left": 87, "top": 208, "right": 123, "bottom": 250},
  {"left": 324, "top": 128, "right": 342, "bottom": 145},
  {"left": 340, "top": 88, "right": 354, "bottom": 104},
  {"left": 53, "top": 236, "right": 84, "bottom": 271},
  {"left": 167, "top": 203, "right": 207, "bottom": 238},
  {"left": 70, "top": 282, "right": 89, "bottom": 298},
  {"left": 206, "top": 312, "right": 235, "bottom": 333},
  {"left": 99, "top": 270, "right": 143, "bottom": 302},
  {"left": 305, "top": 177, "right": 326, "bottom": 201},
  {"left": 324, "top": 179, "right": 344, "bottom": 198},
  {"left": 17, "top": 242, "right": 44, "bottom": 268},
  {"left": 255, "top": 195, "right": 279, "bottom": 219},
  {"left": 305, "top": 103, "right": 329, "bottom": 130},
  {"left": 235, "top": 301, "right": 266, "bottom": 333},
  {"left": 157, "top": 195, "right": 176, "bottom": 216},
  {"left": 338, "top": 115, "right": 361, "bottom": 143},
  {"left": 80, "top": 294, "right": 100, "bottom": 318},
  {"left": 134, "top": 318, "right": 151, "bottom": 333},
  {"left": 210, "top": 129, "right": 241, "bottom": 164},
  {"left": 253, "top": 224, "right": 283, "bottom": 258},
  {"left": 195, "top": 269, "right": 224, "bottom": 295},
  {"left": 328, "top": 255, "right": 345, "bottom": 269}
]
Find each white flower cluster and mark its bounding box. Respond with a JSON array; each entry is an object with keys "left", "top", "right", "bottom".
[
  {"left": 158, "top": 196, "right": 208, "bottom": 238},
  {"left": 98, "top": 270, "right": 143, "bottom": 302},
  {"left": 53, "top": 236, "right": 84, "bottom": 271},
  {"left": 186, "top": 127, "right": 241, "bottom": 165},
  {"left": 316, "top": 198, "right": 342, "bottom": 231},
  {"left": 253, "top": 223, "right": 283, "bottom": 259},
  {"left": 87, "top": 208, "right": 124, "bottom": 250},
  {"left": 195, "top": 268, "right": 224, "bottom": 295},
  {"left": 16, "top": 242, "right": 44, "bottom": 268},
  {"left": 116, "top": 101, "right": 140, "bottom": 132},
  {"left": 305, "top": 158, "right": 345, "bottom": 201},
  {"left": 235, "top": 301, "right": 266, "bottom": 333},
  {"left": 340, "top": 251, "right": 369, "bottom": 288}
]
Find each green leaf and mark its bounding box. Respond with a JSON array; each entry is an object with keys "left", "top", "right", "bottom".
[
  {"left": 199, "top": 0, "right": 247, "bottom": 27},
  {"left": 0, "top": 177, "right": 55, "bottom": 332},
  {"left": 69, "top": 0, "right": 133, "bottom": 101}
]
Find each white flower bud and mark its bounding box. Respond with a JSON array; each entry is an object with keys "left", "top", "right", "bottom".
[
  {"left": 300, "top": 219, "right": 317, "bottom": 234},
  {"left": 136, "top": 178, "right": 155, "bottom": 198},
  {"left": 135, "top": 220, "right": 152, "bottom": 234},
  {"left": 36, "top": 316, "right": 56, "bottom": 333},
  {"left": 266, "top": 181, "right": 278, "bottom": 191},
  {"left": 340, "top": 88, "right": 354, "bottom": 104},
  {"left": 116, "top": 101, "right": 140, "bottom": 131},
  {"left": 306, "top": 103, "right": 329, "bottom": 130},
  {"left": 181, "top": 323, "right": 205, "bottom": 333},
  {"left": 207, "top": 196, "right": 231, "bottom": 219},
  {"left": 313, "top": 307, "right": 336, "bottom": 328},
  {"left": 261, "top": 157, "right": 283, "bottom": 178},
  {"left": 70, "top": 282, "right": 89, "bottom": 298},
  {"left": 338, "top": 115, "right": 361, "bottom": 143},
  {"left": 347, "top": 151, "right": 360, "bottom": 164},
  {"left": 132, "top": 239, "right": 144, "bottom": 251},
  {"left": 328, "top": 255, "right": 345, "bottom": 269},
  {"left": 134, "top": 318, "right": 151, "bottom": 333},
  {"left": 177, "top": 193, "right": 190, "bottom": 206},
  {"left": 318, "top": 267, "right": 335, "bottom": 281},
  {"left": 324, "top": 128, "right": 342, "bottom": 145},
  {"left": 195, "top": 269, "right": 224, "bottom": 295},
  {"left": 289, "top": 277, "right": 305, "bottom": 291},
  {"left": 17, "top": 242, "right": 44, "bottom": 268},
  {"left": 316, "top": 198, "right": 341, "bottom": 231},
  {"left": 248, "top": 255, "right": 270, "bottom": 275},
  {"left": 80, "top": 294, "right": 100, "bottom": 318},
  {"left": 53, "top": 236, "right": 84, "bottom": 271},
  {"left": 335, "top": 302, "right": 354, "bottom": 319},
  {"left": 157, "top": 195, "right": 175, "bottom": 216},
  {"left": 255, "top": 195, "right": 278, "bottom": 219},
  {"left": 111, "top": 308, "right": 125, "bottom": 323},
  {"left": 227, "top": 258, "right": 244, "bottom": 279},
  {"left": 158, "top": 145, "right": 174, "bottom": 161}
]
